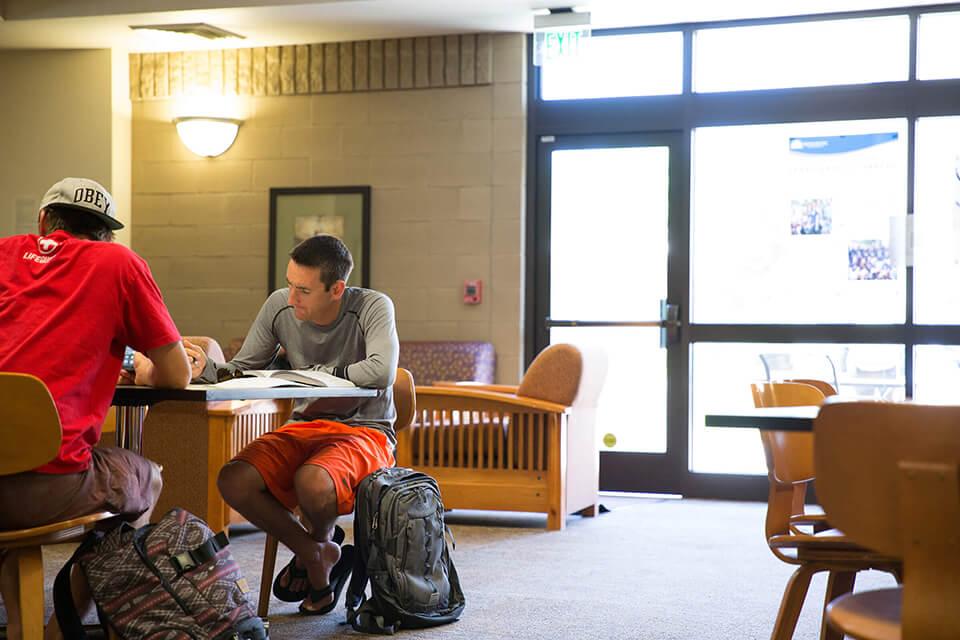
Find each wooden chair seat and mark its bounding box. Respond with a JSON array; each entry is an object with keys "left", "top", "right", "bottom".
[
  {"left": 827, "top": 588, "right": 902, "bottom": 640},
  {"left": 0, "top": 511, "right": 116, "bottom": 548}
]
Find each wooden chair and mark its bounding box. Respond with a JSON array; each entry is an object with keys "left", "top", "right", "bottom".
[
  {"left": 396, "top": 343, "right": 607, "bottom": 531},
  {"left": 816, "top": 402, "right": 960, "bottom": 640},
  {"left": 257, "top": 368, "right": 416, "bottom": 617},
  {"left": 784, "top": 378, "right": 838, "bottom": 399},
  {"left": 751, "top": 382, "right": 900, "bottom": 640},
  {"left": 0, "top": 373, "right": 115, "bottom": 640}
]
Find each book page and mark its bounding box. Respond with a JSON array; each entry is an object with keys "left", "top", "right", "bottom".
[
  {"left": 212, "top": 376, "right": 307, "bottom": 389},
  {"left": 273, "top": 369, "right": 356, "bottom": 388}
]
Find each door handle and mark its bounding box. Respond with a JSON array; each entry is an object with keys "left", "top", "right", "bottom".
[{"left": 544, "top": 300, "right": 682, "bottom": 348}]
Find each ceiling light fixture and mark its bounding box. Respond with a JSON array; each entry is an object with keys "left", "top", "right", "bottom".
[
  {"left": 130, "top": 23, "right": 244, "bottom": 40},
  {"left": 174, "top": 116, "right": 243, "bottom": 157}
]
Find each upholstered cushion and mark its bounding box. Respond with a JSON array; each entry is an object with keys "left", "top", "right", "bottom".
[
  {"left": 517, "top": 343, "right": 582, "bottom": 405},
  {"left": 398, "top": 341, "right": 495, "bottom": 386}
]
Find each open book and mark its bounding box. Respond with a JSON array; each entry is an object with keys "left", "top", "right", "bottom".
[{"left": 214, "top": 369, "right": 355, "bottom": 389}]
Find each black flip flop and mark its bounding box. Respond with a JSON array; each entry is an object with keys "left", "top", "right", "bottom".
[
  {"left": 298, "top": 544, "right": 355, "bottom": 616},
  {"left": 272, "top": 525, "right": 345, "bottom": 602}
]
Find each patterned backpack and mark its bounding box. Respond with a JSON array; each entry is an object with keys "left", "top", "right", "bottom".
[{"left": 54, "top": 508, "right": 266, "bottom": 640}]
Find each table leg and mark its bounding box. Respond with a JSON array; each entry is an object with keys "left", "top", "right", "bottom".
[{"left": 115, "top": 405, "right": 147, "bottom": 453}]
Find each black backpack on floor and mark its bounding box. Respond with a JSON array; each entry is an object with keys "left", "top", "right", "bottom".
[{"left": 345, "top": 467, "right": 465, "bottom": 634}]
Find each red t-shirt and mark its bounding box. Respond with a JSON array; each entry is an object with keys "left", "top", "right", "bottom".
[{"left": 0, "top": 231, "right": 180, "bottom": 474}]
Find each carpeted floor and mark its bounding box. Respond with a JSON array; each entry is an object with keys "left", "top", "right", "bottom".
[{"left": 1, "top": 495, "right": 897, "bottom": 639}]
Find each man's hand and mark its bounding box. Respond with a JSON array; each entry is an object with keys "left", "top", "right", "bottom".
[
  {"left": 182, "top": 339, "right": 207, "bottom": 380},
  {"left": 130, "top": 351, "right": 155, "bottom": 386}
]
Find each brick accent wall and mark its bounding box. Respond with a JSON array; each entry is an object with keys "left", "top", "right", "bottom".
[
  {"left": 129, "top": 35, "right": 493, "bottom": 99},
  {"left": 131, "top": 33, "right": 526, "bottom": 383}
]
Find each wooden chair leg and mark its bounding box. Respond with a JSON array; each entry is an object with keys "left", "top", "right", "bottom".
[
  {"left": 546, "top": 509, "right": 565, "bottom": 531},
  {"left": 820, "top": 570, "right": 857, "bottom": 640},
  {"left": 258, "top": 534, "right": 279, "bottom": 618},
  {"left": 16, "top": 546, "right": 45, "bottom": 640},
  {"left": 770, "top": 564, "right": 818, "bottom": 640}
]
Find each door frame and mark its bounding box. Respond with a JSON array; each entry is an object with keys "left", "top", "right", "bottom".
[{"left": 529, "top": 131, "right": 694, "bottom": 493}]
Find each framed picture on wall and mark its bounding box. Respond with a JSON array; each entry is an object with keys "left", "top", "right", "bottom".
[{"left": 268, "top": 186, "right": 371, "bottom": 294}]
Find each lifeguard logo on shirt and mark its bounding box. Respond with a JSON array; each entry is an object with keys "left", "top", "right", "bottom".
[
  {"left": 22, "top": 236, "right": 62, "bottom": 264},
  {"left": 38, "top": 237, "right": 60, "bottom": 254}
]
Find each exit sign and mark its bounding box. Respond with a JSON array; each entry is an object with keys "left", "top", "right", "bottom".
[
  {"left": 533, "top": 28, "right": 590, "bottom": 66},
  {"left": 533, "top": 10, "right": 591, "bottom": 66}
]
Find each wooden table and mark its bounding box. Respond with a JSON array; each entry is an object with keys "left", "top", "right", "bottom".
[
  {"left": 112, "top": 384, "right": 376, "bottom": 532},
  {"left": 704, "top": 406, "right": 820, "bottom": 432}
]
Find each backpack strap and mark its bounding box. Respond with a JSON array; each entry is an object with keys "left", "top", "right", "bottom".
[
  {"left": 53, "top": 530, "right": 105, "bottom": 640},
  {"left": 345, "top": 542, "right": 369, "bottom": 625},
  {"left": 349, "top": 599, "right": 398, "bottom": 635},
  {"left": 346, "top": 550, "right": 399, "bottom": 635},
  {"left": 169, "top": 530, "right": 229, "bottom": 574}
]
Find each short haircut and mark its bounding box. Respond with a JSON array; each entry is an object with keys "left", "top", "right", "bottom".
[
  {"left": 289, "top": 234, "right": 353, "bottom": 289},
  {"left": 42, "top": 206, "right": 114, "bottom": 242}
]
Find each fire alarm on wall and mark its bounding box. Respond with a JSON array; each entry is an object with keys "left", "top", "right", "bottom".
[{"left": 463, "top": 279, "right": 482, "bottom": 304}]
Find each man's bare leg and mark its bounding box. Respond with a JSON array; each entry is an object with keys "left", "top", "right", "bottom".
[
  {"left": 217, "top": 461, "right": 339, "bottom": 609},
  {"left": 291, "top": 464, "right": 340, "bottom": 612}
]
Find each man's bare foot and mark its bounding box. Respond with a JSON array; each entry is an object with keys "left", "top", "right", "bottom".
[{"left": 298, "top": 540, "right": 341, "bottom": 612}]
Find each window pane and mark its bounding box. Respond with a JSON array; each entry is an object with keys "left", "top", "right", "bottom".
[
  {"left": 541, "top": 32, "right": 682, "bottom": 100},
  {"left": 914, "top": 345, "right": 960, "bottom": 401},
  {"left": 914, "top": 117, "right": 960, "bottom": 324},
  {"left": 691, "top": 343, "right": 904, "bottom": 475},
  {"left": 918, "top": 12, "right": 960, "bottom": 80},
  {"left": 550, "top": 146, "right": 669, "bottom": 321},
  {"left": 691, "top": 119, "right": 907, "bottom": 324},
  {"left": 694, "top": 16, "right": 909, "bottom": 92},
  {"left": 551, "top": 326, "right": 666, "bottom": 453}
]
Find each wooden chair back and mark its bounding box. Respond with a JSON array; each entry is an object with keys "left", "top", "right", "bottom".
[
  {"left": 751, "top": 381, "right": 825, "bottom": 482},
  {"left": 0, "top": 373, "right": 62, "bottom": 475},
  {"left": 393, "top": 368, "right": 416, "bottom": 432},
  {"left": 751, "top": 381, "right": 826, "bottom": 541},
  {"left": 784, "top": 378, "right": 837, "bottom": 398},
  {"left": 816, "top": 402, "right": 960, "bottom": 639}
]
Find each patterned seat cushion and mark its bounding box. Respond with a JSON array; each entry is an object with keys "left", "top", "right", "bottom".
[{"left": 398, "top": 341, "right": 495, "bottom": 386}]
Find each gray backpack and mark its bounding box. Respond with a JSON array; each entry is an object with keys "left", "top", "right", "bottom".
[{"left": 346, "top": 467, "right": 465, "bottom": 634}]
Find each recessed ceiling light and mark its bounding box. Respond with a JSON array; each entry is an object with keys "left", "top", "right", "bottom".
[{"left": 129, "top": 23, "right": 244, "bottom": 40}]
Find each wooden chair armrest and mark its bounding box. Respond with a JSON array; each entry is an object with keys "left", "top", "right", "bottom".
[
  {"left": 415, "top": 386, "right": 571, "bottom": 414},
  {"left": 788, "top": 512, "right": 831, "bottom": 535},
  {"left": 432, "top": 381, "right": 520, "bottom": 394}
]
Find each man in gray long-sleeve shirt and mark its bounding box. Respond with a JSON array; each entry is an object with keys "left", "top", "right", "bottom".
[{"left": 209, "top": 234, "right": 398, "bottom": 616}]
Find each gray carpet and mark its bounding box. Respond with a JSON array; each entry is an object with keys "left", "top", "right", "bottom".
[{"left": 2, "top": 496, "right": 897, "bottom": 639}]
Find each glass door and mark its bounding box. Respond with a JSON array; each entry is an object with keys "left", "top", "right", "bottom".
[{"left": 532, "top": 132, "right": 689, "bottom": 492}]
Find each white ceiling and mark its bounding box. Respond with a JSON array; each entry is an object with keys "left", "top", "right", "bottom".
[{"left": 0, "top": 0, "right": 951, "bottom": 52}]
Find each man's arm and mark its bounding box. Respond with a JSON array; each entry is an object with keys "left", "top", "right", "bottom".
[
  {"left": 132, "top": 341, "right": 192, "bottom": 388},
  {"left": 339, "top": 293, "right": 399, "bottom": 388},
  {"left": 195, "top": 291, "right": 287, "bottom": 383}
]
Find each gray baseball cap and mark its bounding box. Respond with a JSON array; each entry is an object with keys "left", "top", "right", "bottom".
[{"left": 39, "top": 177, "right": 123, "bottom": 230}]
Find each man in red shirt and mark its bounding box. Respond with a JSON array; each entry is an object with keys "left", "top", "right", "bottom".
[{"left": 0, "top": 177, "right": 194, "bottom": 639}]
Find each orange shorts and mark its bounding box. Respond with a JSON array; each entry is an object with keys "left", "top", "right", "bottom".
[{"left": 233, "top": 420, "right": 394, "bottom": 515}]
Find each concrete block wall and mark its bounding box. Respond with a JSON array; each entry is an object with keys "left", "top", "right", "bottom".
[{"left": 132, "top": 33, "right": 526, "bottom": 383}]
